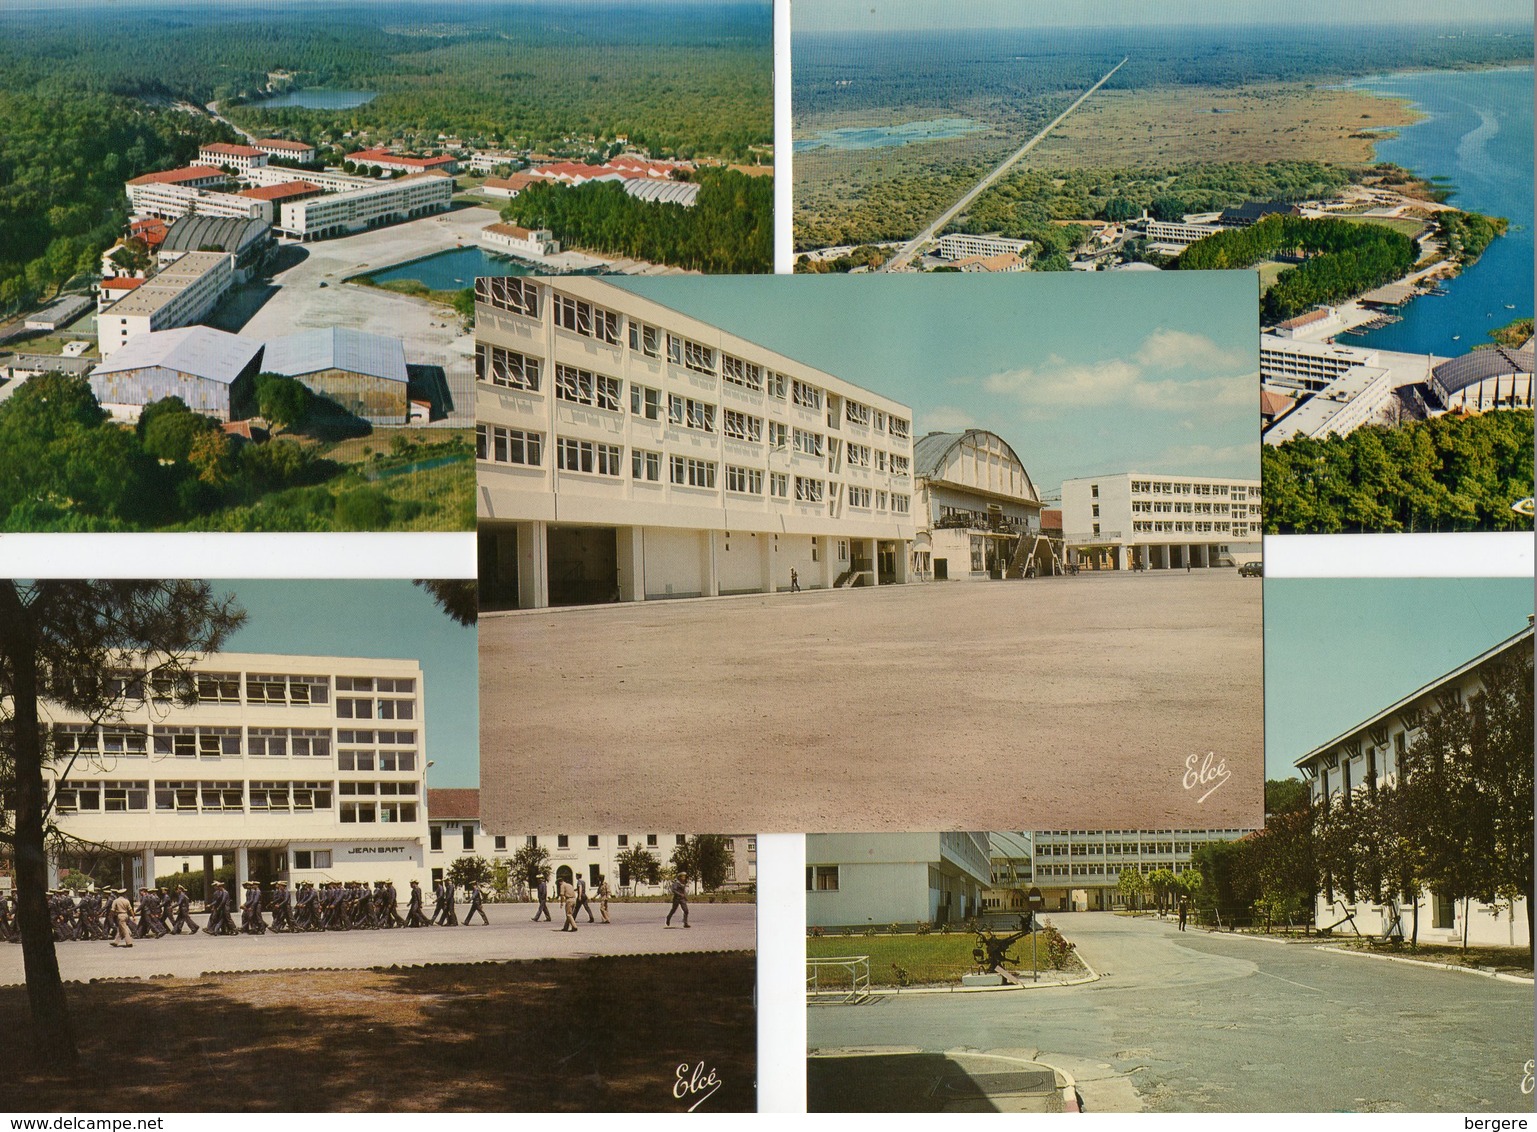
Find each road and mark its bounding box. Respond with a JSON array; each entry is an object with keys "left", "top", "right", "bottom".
[
  {"left": 205, "top": 100, "right": 259, "bottom": 144},
  {"left": 0, "top": 900, "right": 755, "bottom": 985},
  {"left": 882, "top": 58, "right": 1127, "bottom": 271},
  {"left": 809, "top": 912, "right": 1533, "bottom": 1112}
]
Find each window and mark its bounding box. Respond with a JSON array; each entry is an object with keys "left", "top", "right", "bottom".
[
  {"left": 675, "top": 834, "right": 687, "bottom": 846},
  {"left": 770, "top": 472, "right": 788, "bottom": 498},
  {"left": 292, "top": 729, "right": 330, "bottom": 758},
  {"left": 793, "top": 429, "right": 824, "bottom": 457},
  {"left": 337, "top": 697, "right": 374, "bottom": 720},
  {"left": 195, "top": 672, "right": 241, "bottom": 703},
  {"left": 246, "top": 674, "right": 328, "bottom": 706},
  {"left": 726, "top": 465, "right": 763, "bottom": 494},
  {"left": 463, "top": 826, "right": 475, "bottom": 851},
  {"left": 846, "top": 443, "right": 871, "bottom": 468},
  {"left": 154, "top": 781, "right": 199, "bottom": 812},
  {"left": 557, "top": 834, "right": 570, "bottom": 849},
  {"left": 668, "top": 334, "right": 715, "bottom": 375},
  {"left": 628, "top": 319, "right": 662, "bottom": 358},
  {"left": 795, "top": 477, "right": 824, "bottom": 503},
  {"left": 670, "top": 456, "right": 716, "bottom": 489},
  {"left": 557, "top": 437, "right": 595, "bottom": 473},
  {"left": 875, "top": 491, "right": 887, "bottom": 511},
  {"left": 845, "top": 400, "right": 871, "bottom": 426},
  {"left": 1092, "top": 505, "right": 1100, "bottom": 517},
  {"left": 890, "top": 454, "right": 909, "bottom": 475},
  {"left": 554, "top": 293, "right": 619, "bottom": 344},
  {"left": 792, "top": 380, "right": 822, "bottom": 410},
  {"left": 495, "top": 836, "right": 507, "bottom": 851},
  {"left": 476, "top": 275, "right": 540, "bottom": 318},
  {"left": 632, "top": 449, "right": 661, "bottom": 481},
  {"left": 766, "top": 421, "right": 787, "bottom": 449},
  {"left": 876, "top": 450, "right": 888, "bottom": 473},
  {"left": 430, "top": 826, "right": 443, "bottom": 851},
  {"left": 476, "top": 343, "right": 540, "bottom": 391},
  {"left": 722, "top": 354, "right": 763, "bottom": 389},
  {"left": 889, "top": 416, "right": 910, "bottom": 439},
  {"left": 806, "top": 865, "right": 839, "bottom": 891},
  {"left": 617, "top": 834, "right": 629, "bottom": 847},
  {"left": 1091, "top": 484, "right": 1099, "bottom": 498},
  {"left": 848, "top": 486, "right": 871, "bottom": 508},
  {"left": 668, "top": 395, "right": 715, "bottom": 433},
  {"left": 102, "top": 726, "right": 148, "bottom": 756},
  {"left": 723, "top": 409, "right": 763, "bottom": 442},
  {"left": 596, "top": 443, "right": 623, "bottom": 477},
  {"left": 291, "top": 782, "right": 332, "bottom": 811},
  {"left": 249, "top": 782, "right": 290, "bottom": 811},
  {"left": 200, "top": 781, "right": 243, "bottom": 811},
  {"left": 766, "top": 372, "right": 788, "bottom": 399},
  {"left": 892, "top": 494, "right": 910, "bottom": 514},
  {"left": 588, "top": 835, "right": 600, "bottom": 848},
  {"left": 630, "top": 384, "right": 661, "bottom": 420},
  {"left": 555, "top": 364, "right": 595, "bottom": 406},
  {"left": 477, "top": 424, "right": 544, "bottom": 467},
  {"left": 646, "top": 834, "right": 658, "bottom": 847}
]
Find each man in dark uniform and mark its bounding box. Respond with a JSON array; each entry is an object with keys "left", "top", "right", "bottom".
[
  {"left": 430, "top": 878, "right": 448, "bottom": 925},
  {"left": 168, "top": 886, "right": 195, "bottom": 935},
  {"left": 463, "top": 881, "right": 488, "bottom": 925},
  {"left": 531, "top": 875, "right": 551, "bottom": 922},
  {"left": 573, "top": 876, "right": 595, "bottom": 924},
  {"left": 203, "top": 881, "right": 235, "bottom": 935},
  {"left": 269, "top": 881, "right": 295, "bottom": 932},
  {"left": 441, "top": 879, "right": 459, "bottom": 926},
  {"left": 405, "top": 880, "right": 431, "bottom": 927},
  {"left": 293, "top": 882, "right": 316, "bottom": 931},
  {"left": 139, "top": 887, "right": 170, "bottom": 939},
  {"left": 665, "top": 872, "right": 691, "bottom": 928},
  {"left": 384, "top": 880, "right": 405, "bottom": 928},
  {"left": 242, "top": 882, "right": 267, "bottom": 934}
]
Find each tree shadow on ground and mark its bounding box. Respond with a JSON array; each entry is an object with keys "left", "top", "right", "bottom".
[{"left": 0, "top": 953, "right": 755, "bottom": 1112}]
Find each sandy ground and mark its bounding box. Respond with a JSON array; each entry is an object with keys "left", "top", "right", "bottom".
[
  {"left": 481, "top": 571, "right": 1263, "bottom": 833},
  {"left": 0, "top": 953, "right": 756, "bottom": 1112}
]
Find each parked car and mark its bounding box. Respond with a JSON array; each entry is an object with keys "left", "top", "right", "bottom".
[{"left": 1238, "top": 561, "right": 1263, "bottom": 578}]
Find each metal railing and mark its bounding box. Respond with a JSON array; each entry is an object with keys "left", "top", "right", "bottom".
[{"left": 806, "top": 954, "right": 873, "bottom": 1004}]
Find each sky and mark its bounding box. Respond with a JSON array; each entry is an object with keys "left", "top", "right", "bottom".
[
  {"left": 1264, "top": 577, "right": 1533, "bottom": 779},
  {"left": 613, "top": 272, "right": 1260, "bottom": 493},
  {"left": 793, "top": 0, "right": 1532, "bottom": 31},
  {"left": 213, "top": 580, "right": 478, "bottom": 788}
]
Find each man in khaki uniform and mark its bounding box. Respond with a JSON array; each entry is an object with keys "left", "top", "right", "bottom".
[
  {"left": 109, "top": 889, "right": 135, "bottom": 947},
  {"left": 558, "top": 877, "right": 578, "bottom": 932}
]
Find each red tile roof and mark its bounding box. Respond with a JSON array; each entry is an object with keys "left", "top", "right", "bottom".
[
  {"left": 127, "top": 166, "right": 227, "bottom": 186},
  {"left": 237, "top": 181, "right": 322, "bottom": 201},
  {"left": 427, "top": 788, "right": 480, "bottom": 819},
  {"left": 1276, "top": 308, "right": 1332, "bottom": 330},
  {"left": 1041, "top": 508, "right": 1063, "bottom": 531},
  {"left": 484, "top": 222, "right": 537, "bottom": 239},
  {"left": 129, "top": 218, "right": 170, "bottom": 247},
  {"left": 1260, "top": 390, "right": 1297, "bottom": 418},
  {"left": 349, "top": 148, "right": 457, "bottom": 168},
  {"left": 200, "top": 143, "right": 265, "bottom": 158},
  {"left": 485, "top": 173, "right": 539, "bottom": 192},
  {"left": 258, "top": 138, "right": 313, "bottom": 152},
  {"left": 99, "top": 277, "right": 145, "bottom": 290}
]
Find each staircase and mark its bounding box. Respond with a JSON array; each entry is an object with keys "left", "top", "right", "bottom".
[{"left": 1005, "top": 533, "right": 1061, "bottom": 579}]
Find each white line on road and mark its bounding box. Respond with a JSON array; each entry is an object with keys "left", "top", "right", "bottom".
[
  {"left": 1255, "top": 969, "right": 1324, "bottom": 993},
  {"left": 883, "top": 56, "right": 1128, "bottom": 271}
]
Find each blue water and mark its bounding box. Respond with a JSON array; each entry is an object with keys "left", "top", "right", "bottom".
[
  {"left": 257, "top": 89, "right": 377, "bottom": 109},
  {"left": 1338, "top": 68, "right": 1533, "bottom": 354},
  {"left": 369, "top": 247, "right": 536, "bottom": 289},
  {"left": 794, "top": 117, "right": 985, "bottom": 153}
]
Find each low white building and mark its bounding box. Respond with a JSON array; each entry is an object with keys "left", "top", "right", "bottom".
[
  {"left": 1009, "top": 829, "right": 1256, "bottom": 913},
  {"left": 1296, "top": 622, "right": 1533, "bottom": 948},
  {"left": 476, "top": 276, "right": 916, "bottom": 608},
  {"left": 276, "top": 172, "right": 454, "bottom": 241},
  {"left": 480, "top": 222, "right": 560, "bottom": 259},
  {"left": 910, "top": 429, "right": 1047, "bottom": 581},
  {"left": 254, "top": 138, "right": 317, "bottom": 164},
  {"left": 40, "top": 652, "right": 431, "bottom": 897},
  {"left": 426, "top": 789, "right": 756, "bottom": 893},
  {"left": 1144, "top": 218, "right": 1227, "bottom": 250},
  {"left": 87, "top": 325, "right": 263, "bottom": 421},
  {"left": 933, "top": 233, "right": 1031, "bottom": 261},
  {"left": 196, "top": 143, "right": 270, "bottom": 173},
  {"left": 96, "top": 250, "right": 235, "bottom": 357},
  {"left": 1060, "top": 472, "right": 1262, "bottom": 570},
  {"left": 806, "top": 833, "right": 992, "bottom": 928}
]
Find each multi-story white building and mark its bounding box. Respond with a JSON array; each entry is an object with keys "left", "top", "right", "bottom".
[
  {"left": 1295, "top": 621, "right": 1533, "bottom": 948},
  {"left": 805, "top": 833, "right": 992, "bottom": 928},
  {"left": 125, "top": 167, "right": 250, "bottom": 221},
  {"left": 39, "top": 652, "right": 430, "bottom": 897},
  {"left": 476, "top": 276, "right": 917, "bottom": 608},
  {"left": 1004, "top": 828, "right": 1256, "bottom": 913},
  {"left": 96, "top": 250, "right": 234, "bottom": 356},
  {"left": 480, "top": 222, "right": 560, "bottom": 259},
  {"left": 276, "top": 172, "right": 454, "bottom": 241},
  {"left": 1263, "top": 364, "right": 1396, "bottom": 444},
  {"left": 910, "top": 429, "right": 1048, "bottom": 581},
  {"left": 1143, "top": 218, "right": 1228, "bottom": 250},
  {"left": 933, "top": 232, "right": 1031, "bottom": 261},
  {"left": 1059, "top": 472, "right": 1262, "bottom": 570},
  {"left": 1261, "top": 335, "right": 1384, "bottom": 393},
  {"left": 425, "top": 790, "right": 756, "bottom": 892},
  {"left": 196, "top": 143, "right": 270, "bottom": 173},
  {"left": 347, "top": 148, "right": 459, "bottom": 176},
  {"left": 254, "top": 138, "right": 317, "bottom": 164}
]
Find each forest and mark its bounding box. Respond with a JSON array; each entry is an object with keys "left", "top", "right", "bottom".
[
  {"left": 1176, "top": 215, "right": 1417, "bottom": 322},
  {"left": 0, "top": 373, "right": 473, "bottom": 533},
  {"left": 1261, "top": 408, "right": 1534, "bottom": 534},
  {"left": 499, "top": 171, "right": 772, "bottom": 274}
]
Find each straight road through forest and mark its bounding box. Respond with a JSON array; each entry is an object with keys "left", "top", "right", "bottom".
[{"left": 883, "top": 57, "right": 1128, "bottom": 271}]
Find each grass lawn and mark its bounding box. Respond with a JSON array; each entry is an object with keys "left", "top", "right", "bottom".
[
  {"left": 808, "top": 929, "right": 1083, "bottom": 987},
  {"left": 1256, "top": 260, "right": 1290, "bottom": 294},
  {"left": 1329, "top": 938, "right": 1533, "bottom": 978},
  {"left": 0, "top": 954, "right": 756, "bottom": 1112},
  {"left": 1339, "top": 214, "right": 1430, "bottom": 239}
]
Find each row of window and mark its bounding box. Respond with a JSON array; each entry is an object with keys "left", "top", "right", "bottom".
[
  {"left": 1132, "top": 501, "right": 1236, "bottom": 515},
  {"left": 53, "top": 778, "right": 421, "bottom": 819},
  {"left": 51, "top": 724, "right": 416, "bottom": 762},
  {"left": 429, "top": 830, "right": 704, "bottom": 852},
  {"left": 1129, "top": 480, "right": 1257, "bottom": 497},
  {"left": 1131, "top": 521, "right": 1247, "bottom": 534}
]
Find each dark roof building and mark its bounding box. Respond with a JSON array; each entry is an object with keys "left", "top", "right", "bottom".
[
  {"left": 1429, "top": 346, "right": 1534, "bottom": 412},
  {"left": 160, "top": 215, "right": 273, "bottom": 282},
  {"left": 1218, "top": 201, "right": 1299, "bottom": 227}
]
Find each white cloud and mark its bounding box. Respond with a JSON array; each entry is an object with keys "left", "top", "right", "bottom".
[
  {"left": 1129, "top": 370, "right": 1258, "bottom": 413},
  {"left": 1151, "top": 441, "right": 1260, "bottom": 477},
  {"left": 1136, "top": 328, "right": 1252, "bottom": 374},
  {"left": 983, "top": 354, "right": 1143, "bottom": 408},
  {"left": 922, "top": 405, "right": 980, "bottom": 432}
]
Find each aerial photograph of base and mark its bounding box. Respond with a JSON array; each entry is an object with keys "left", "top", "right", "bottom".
[
  {"left": 0, "top": 0, "right": 770, "bottom": 532},
  {"left": 805, "top": 581, "right": 1532, "bottom": 1113},
  {"left": 477, "top": 271, "right": 1263, "bottom": 834},
  {"left": 792, "top": 0, "right": 1533, "bottom": 534},
  {"left": 0, "top": 579, "right": 756, "bottom": 1113}
]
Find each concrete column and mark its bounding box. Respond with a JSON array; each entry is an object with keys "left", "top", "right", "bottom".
[
  {"left": 701, "top": 531, "right": 720, "bottom": 597},
  {"left": 1113, "top": 545, "right": 1126, "bottom": 571},
  {"left": 818, "top": 538, "right": 835, "bottom": 589},
  {"left": 893, "top": 541, "right": 910, "bottom": 585},
  {"left": 867, "top": 539, "right": 880, "bottom": 587},
  {"left": 235, "top": 846, "right": 250, "bottom": 889},
  {"left": 616, "top": 527, "right": 645, "bottom": 602},
  {"left": 760, "top": 534, "right": 777, "bottom": 593},
  {"left": 517, "top": 521, "right": 549, "bottom": 609},
  {"left": 140, "top": 849, "right": 156, "bottom": 892},
  {"left": 202, "top": 853, "right": 215, "bottom": 903}
]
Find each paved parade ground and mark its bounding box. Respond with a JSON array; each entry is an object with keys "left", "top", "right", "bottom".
[
  {"left": 0, "top": 901, "right": 756, "bottom": 985},
  {"left": 482, "top": 571, "right": 1264, "bottom": 832},
  {"left": 808, "top": 912, "right": 1533, "bottom": 1113}
]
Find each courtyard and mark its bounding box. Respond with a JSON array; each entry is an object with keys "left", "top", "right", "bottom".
[{"left": 480, "top": 570, "right": 1263, "bottom": 832}]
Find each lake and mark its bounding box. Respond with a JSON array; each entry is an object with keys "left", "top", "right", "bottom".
[
  {"left": 1339, "top": 67, "right": 1533, "bottom": 354},
  {"left": 257, "top": 89, "right": 378, "bottom": 110},
  {"left": 794, "top": 117, "right": 985, "bottom": 153}
]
